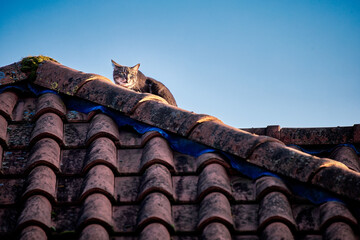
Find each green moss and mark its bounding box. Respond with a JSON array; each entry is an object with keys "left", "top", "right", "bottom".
[{"left": 20, "top": 55, "right": 59, "bottom": 81}]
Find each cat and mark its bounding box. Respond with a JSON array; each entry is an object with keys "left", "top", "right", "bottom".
[{"left": 112, "top": 60, "right": 177, "bottom": 106}]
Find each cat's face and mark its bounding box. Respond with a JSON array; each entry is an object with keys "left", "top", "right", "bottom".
[{"left": 112, "top": 60, "right": 140, "bottom": 89}]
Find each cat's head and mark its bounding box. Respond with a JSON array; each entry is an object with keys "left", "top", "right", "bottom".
[{"left": 111, "top": 59, "right": 140, "bottom": 89}]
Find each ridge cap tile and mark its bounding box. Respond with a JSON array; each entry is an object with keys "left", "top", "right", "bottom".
[
  {"left": 0, "top": 62, "right": 27, "bottom": 85},
  {"left": 330, "top": 146, "right": 360, "bottom": 172}
]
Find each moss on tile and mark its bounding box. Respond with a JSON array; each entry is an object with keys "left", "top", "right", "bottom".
[{"left": 20, "top": 55, "right": 59, "bottom": 81}]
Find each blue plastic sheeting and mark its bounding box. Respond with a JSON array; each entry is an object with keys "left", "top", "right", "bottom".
[{"left": 0, "top": 83, "right": 347, "bottom": 205}]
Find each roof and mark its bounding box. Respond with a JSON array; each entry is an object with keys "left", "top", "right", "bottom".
[{"left": 0, "top": 60, "right": 359, "bottom": 239}]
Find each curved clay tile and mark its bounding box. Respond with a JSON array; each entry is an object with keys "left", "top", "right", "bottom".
[
  {"left": 196, "top": 152, "right": 230, "bottom": 173},
  {"left": 330, "top": 146, "right": 360, "bottom": 172},
  {"left": 255, "top": 176, "right": 291, "bottom": 201},
  {"left": 324, "top": 222, "right": 356, "bottom": 240},
  {"left": 30, "top": 112, "right": 64, "bottom": 145},
  {"left": 0, "top": 91, "right": 18, "bottom": 121},
  {"left": 77, "top": 193, "right": 113, "bottom": 230},
  {"left": 189, "top": 120, "right": 276, "bottom": 159},
  {"left": 258, "top": 191, "right": 296, "bottom": 231},
  {"left": 26, "top": 138, "right": 61, "bottom": 173},
  {"left": 0, "top": 62, "right": 27, "bottom": 85},
  {"left": 202, "top": 222, "right": 232, "bottom": 240},
  {"left": 22, "top": 166, "right": 57, "bottom": 202},
  {"left": 231, "top": 204, "right": 259, "bottom": 232},
  {"left": 197, "top": 192, "right": 234, "bottom": 231},
  {"left": 197, "top": 163, "right": 232, "bottom": 202},
  {"left": 141, "top": 131, "right": 162, "bottom": 147},
  {"left": 173, "top": 175, "right": 198, "bottom": 203},
  {"left": 35, "top": 60, "right": 112, "bottom": 96},
  {"left": 249, "top": 141, "right": 337, "bottom": 182},
  {"left": 83, "top": 137, "right": 118, "bottom": 174},
  {"left": 319, "top": 201, "right": 358, "bottom": 229},
  {"left": 79, "top": 224, "right": 109, "bottom": 240},
  {"left": 34, "top": 92, "right": 66, "bottom": 120},
  {"left": 0, "top": 115, "right": 7, "bottom": 146},
  {"left": 139, "top": 223, "right": 170, "bottom": 240},
  {"left": 140, "top": 137, "right": 175, "bottom": 173},
  {"left": 292, "top": 205, "right": 320, "bottom": 232},
  {"left": 17, "top": 195, "right": 52, "bottom": 230},
  {"left": 19, "top": 225, "right": 47, "bottom": 240},
  {"left": 261, "top": 222, "right": 294, "bottom": 240},
  {"left": 80, "top": 165, "right": 115, "bottom": 202},
  {"left": 137, "top": 192, "right": 174, "bottom": 232},
  {"left": 86, "top": 114, "right": 119, "bottom": 145},
  {"left": 137, "top": 164, "right": 173, "bottom": 202}
]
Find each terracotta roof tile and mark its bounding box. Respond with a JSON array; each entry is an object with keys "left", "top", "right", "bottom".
[
  {"left": 77, "top": 193, "right": 113, "bottom": 230},
  {"left": 80, "top": 224, "right": 110, "bottom": 240},
  {"left": 140, "top": 136, "right": 175, "bottom": 173},
  {"left": 202, "top": 222, "right": 232, "bottom": 240},
  {"left": 86, "top": 113, "right": 119, "bottom": 145},
  {"left": 80, "top": 164, "right": 115, "bottom": 201},
  {"left": 22, "top": 165, "right": 57, "bottom": 202},
  {"left": 1, "top": 60, "right": 360, "bottom": 239},
  {"left": 34, "top": 92, "right": 66, "bottom": 120},
  {"left": 0, "top": 62, "right": 27, "bottom": 85},
  {"left": 259, "top": 191, "right": 296, "bottom": 231},
  {"left": 27, "top": 138, "right": 60, "bottom": 173},
  {"left": 197, "top": 163, "right": 232, "bottom": 201},
  {"left": 137, "top": 192, "right": 174, "bottom": 231},
  {"left": 319, "top": 201, "right": 358, "bottom": 229},
  {"left": 139, "top": 223, "right": 170, "bottom": 240},
  {"left": 330, "top": 145, "right": 360, "bottom": 172},
  {"left": 197, "top": 192, "right": 234, "bottom": 230},
  {"left": 138, "top": 163, "right": 174, "bottom": 201},
  {"left": 30, "top": 112, "right": 64, "bottom": 145},
  {"left": 255, "top": 176, "right": 291, "bottom": 200},
  {"left": 17, "top": 195, "right": 52, "bottom": 230},
  {"left": 324, "top": 222, "right": 356, "bottom": 240},
  {"left": 20, "top": 225, "right": 47, "bottom": 240},
  {"left": 84, "top": 137, "right": 118, "bottom": 173},
  {"left": 0, "top": 91, "right": 18, "bottom": 121},
  {"left": 261, "top": 222, "right": 294, "bottom": 240}
]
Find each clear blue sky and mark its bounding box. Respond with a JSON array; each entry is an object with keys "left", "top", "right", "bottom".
[{"left": 1, "top": 0, "right": 359, "bottom": 128}]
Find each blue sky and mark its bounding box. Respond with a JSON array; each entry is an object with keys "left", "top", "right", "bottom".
[{"left": 1, "top": 0, "right": 359, "bottom": 128}]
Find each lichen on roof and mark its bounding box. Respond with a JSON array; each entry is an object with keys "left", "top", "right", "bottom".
[{"left": 20, "top": 55, "right": 59, "bottom": 81}]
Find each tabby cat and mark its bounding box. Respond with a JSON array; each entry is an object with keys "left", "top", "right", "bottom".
[{"left": 112, "top": 60, "right": 177, "bottom": 106}]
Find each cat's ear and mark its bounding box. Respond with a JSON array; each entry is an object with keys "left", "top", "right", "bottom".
[
  {"left": 132, "top": 63, "right": 140, "bottom": 72},
  {"left": 111, "top": 59, "right": 122, "bottom": 68}
]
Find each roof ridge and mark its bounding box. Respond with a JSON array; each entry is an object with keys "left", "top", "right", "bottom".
[{"left": 1, "top": 60, "right": 359, "bottom": 203}]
